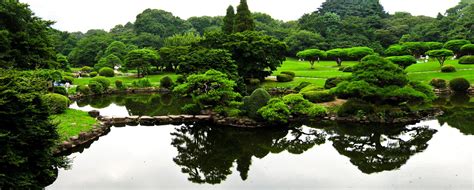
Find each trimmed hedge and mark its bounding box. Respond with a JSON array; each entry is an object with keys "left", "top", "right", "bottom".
[
  {"left": 81, "top": 66, "right": 93, "bottom": 73},
  {"left": 77, "top": 85, "right": 91, "bottom": 95},
  {"left": 99, "top": 67, "right": 115, "bottom": 77},
  {"left": 89, "top": 76, "right": 111, "bottom": 94},
  {"left": 249, "top": 78, "right": 260, "bottom": 85},
  {"left": 62, "top": 76, "right": 74, "bottom": 84},
  {"left": 324, "top": 77, "right": 346, "bottom": 89},
  {"left": 294, "top": 81, "right": 311, "bottom": 92},
  {"left": 242, "top": 88, "right": 271, "bottom": 119},
  {"left": 280, "top": 71, "right": 296, "bottom": 78},
  {"left": 441, "top": 65, "right": 456, "bottom": 73},
  {"left": 449, "top": 78, "right": 471, "bottom": 92},
  {"left": 302, "top": 90, "right": 335, "bottom": 103},
  {"left": 89, "top": 71, "right": 98, "bottom": 77},
  {"left": 459, "top": 56, "right": 474, "bottom": 64},
  {"left": 429, "top": 78, "right": 447, "bottom": 89},
  {"left": 160, "top": 76, "right": 174, "bottom": 89},
  {"left": 42, "top": 93, "right": 69, "bottom": 114},
  {"left": 277, "top": 74, "right": 293, "bottom": 82}
]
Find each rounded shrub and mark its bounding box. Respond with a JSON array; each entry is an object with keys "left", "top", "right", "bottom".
[
  {"left": 53, "top": 86, "right": 68, "bottom": 96},
  {"left": 277, "top": 74, "right": 293, "bottom": 82},
  {"left": 160, "top": 76, "right": 174, "bottom": 89},
  {"left": 459, "top": 56, "right": 474, "bottom": 64},
  {"left": 99, "top": 67, "right": 115, "bottom": 77},
  {"left": 342, "top": 66, "right": 353, "bottom": 72},
  {"left": 81, "top": 66, "right": 93, "bottom": 73},
  {"left": 280, "top": 71, "right": 296, "bottom": 78},
  {"left": 324, "top": 77, "right": 346, "bottom": 89},
  {"left": 132, "top": 78, "right": 152, "bottom": 88},
  {"left": 176, "top": 75, "right": 186, "bottom": 84},
  {"left": 460, "top": 44, "right": 474, "bottom": 55},
  {"left": 115, "top": 80, "right": 124, "bottom": 89},
  {"left": 441, "top": 65, "right": 456, "bottom": 73},
  {"left": 242, "top": 88, "right": 271, "bottom": 119},
  {"left": 248, "top": 78, "right": 260, "bottom": 85},
  {"left": 299, "top": 84, "right": 323, "bottom": 93},
  {"left": 294, "top": 81, "right": 311, "bottom": 92},
  {"left": 77, "top": 85, "right": 91, "bottom": 95},
  {"left": 409, "top": 81, "right": 436, "bottom": 101},
  {"left": 62, "top": 76, "right": 74, "bottom": 84},
  {"left": 89, "top": 76, "right": 110, "bottom": 94},
  {"left": 89, "top": 71, "right": 98, "bottom": 77},
  {"left": 449, "top": 78, "right": 471, "bottom": 92},
  {"left": 337, "top": 99, "right": 375, "bottom": 117},
  {"left": 257, "top": 98, "right": 290, "bottom": 124},
  {"left": 42, "top": 93, "right": 69, "bottom": 114},
  {"left": 302, "top": 90, "right": 336, "bottom": 103},
  {"left": 429, "top": 78, "right": 447, "bottom": 89}
]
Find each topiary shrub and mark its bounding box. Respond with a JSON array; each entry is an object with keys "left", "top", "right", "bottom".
[
  {"left": 280, "top": 71, "right": 296, "bottom": 78},
  {"left": 53, "top": 86, "right": 67, "bottom": 96},
  {"left": 160, "top": 76, "right": 174, "bottom": 89},
  {"left": 459, "top": 55, "right": 474, "bottom": 64},
  {"left": 132, "top": 78, "right": 152, "bottom": 88},
  {"left": 441, "top": 65, "right": 456, "bottom": 73},
  {"left": 242, "top": 88, "right": 271, "bottom": 119},
  {"left": 257, "top": 98, "right": 291, "bottom": 124},
  {"left": 408, "top": 81, "right": 436, "bottom": 101},
  {"left": 89, "top": 76, "right": 110, "bottom": 94},
  {"left": 324, "top": 77, "right": 346, "bottom": 89},
  {"left": 282, "top": 94, "right": 327, "bottom": 117},
  {"left": 115, "top": 80, "right": 124, "bottom": 89},
  {"left": 299, "top": 84, "right": 323, "bottom": 93},
  {"left": 99, "top": 67, "right": 115, "bottom": 77},
  {"left": 77, "top": 85, "right": 91, "bottom": 95},
  {"left": 449, "top": 78, "right": 471, "bottom": 92},
  {"left": 294, "top": 81, "right": 311, "bottom": 92},
  {"left": 81, "top": 66, "right": 93, "bottom": 73},
  {"left": 386, "top": 55, "right": 417, "bottom": 69},
  {"left": 302, "top": 90, "right": 336, "bottom": 103},
  {"left": 277, "top": 74, "right": 293, "bottom": 82},
  {"left": 41, "top": 93, "right": 69, "bottom": 114},
  {"left": 89, "top": 71, "right": 98, "bottom": 77},
  {"left": 62, "top": 76, "right": 74, "bottom": 84},
  {"left": 430, "top": 78, "right": 447, "bottom": 89},
  {"left": 337, "top": 99, "right": 375, "bottom": 117}
]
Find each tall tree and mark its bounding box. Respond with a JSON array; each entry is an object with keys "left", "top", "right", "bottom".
[
  {"left": 234, "top": 0, "right": 255, "bottom": 32},
  {"left": 124, "top": 49, "right": 159, "bottom": 77},
  {"left": 222, "top": 6, "right": 235, "bottom": 34},
  {"left": 318, "top": 0, "right": 387, "bottom": 18}
]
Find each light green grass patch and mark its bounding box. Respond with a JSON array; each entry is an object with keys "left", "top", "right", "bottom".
[{"left": 51, "top": 108, "right": 99, "bottom": 142}]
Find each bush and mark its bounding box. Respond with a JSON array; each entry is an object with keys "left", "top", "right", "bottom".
[
  {"left": 280, "top": 71, "right": 296, "bottom": 78},
  {"left": 53, "top": 86, "right": 67, "bottom": 96},
  {"left": 342, "top": 66, "right": 353, "bottom": 72},
  {"left": 90, "top": 76, "right": 110, "bottom": 89},
  {"left": 429, "top": 78, "right": 447, "bottom": 89},
  {"left": 77, "top": 85, "right": 91, "bottom": 95},
  {"left": 257, "top": 98, "right": 290, "bottom": 124},
  {"left": 115, "top": 80, "right": 124, "bottom": 89},
  {"left": 449, "top": 78, "right": 471, "bottom": 92},
  {"left": 248, "top": 78, "right": 260, "bottom": 85},
  {"left": 176, "top": 75, "right": 186, "bottom": 84},
  {"left": 409, "top": 81, "right": 436, "bottom": 101},
  {"left": 242, "top": 88, "right": 271, "bottom": 119},
  {"left": 441, "top": 65, "right": 456, "bottom": 73},
  {"left": 306, "top": 104, "right": 328, "bottom": 117},
  {"left": 89, "top": 76, "right": 110, "bottom": 94},
  {"left": 41, "top": 93, "right": 69, "bottom": 114},
  {"left": 160, "top": 76, "right": 174, "bottom": 89},
  {"left": 324, "top": 77, "right": 346, "bottom": 89},
  {"left": 337, "top": 99, "right": 375, "bottom": 117},
  {"left": 283, "top": 94, "right": 319, "bottom": 117},
  {"left": 300, "top": 84, "right": 323, "bottom": 93},
  {"left": 461, "top": 44, "right": 474, "bottom": 55},
  {"left": 294, "top": 81, "right": 311, "bottom": 92},
  {"left": 99, "top": 67, "right": 115, "bottom": 77},
  {"left": 276, "top": 74, "right": 293, "bottom": 82},
  {"left": 386, "top": 55, "right": 417, "bottom": 69},
  {"left": 62, "top": 76, "right": 74, "bottom": 84},
  {"left": 383, "top": 86, "right": 428, "bottom": 104},
  {"left": 302, "top": 90, "right": 336, "bottom": 103},
  {"left": 181, "top": 103, "right": 201, "bottom": 115},
  {"left": 459, "top": 55, "right": 474, "bottom": 64},
  {"left": 132, "top": 78, "right": 152, "bottom": 88},
  {"left": 81, "top": 66, "right": 93, "bottom": 73},
  {"left": 89, "top": 71, "right": 98, "bottom": 77}
]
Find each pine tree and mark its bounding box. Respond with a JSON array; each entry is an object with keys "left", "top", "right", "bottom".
[
  {"left": 222, "top": 5, "right": 235, "bottom": 34},
  {"left": 234, "top": 0, "right": 255, "bottom": 32}
]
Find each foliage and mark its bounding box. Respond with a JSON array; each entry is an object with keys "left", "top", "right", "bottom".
[
  {"left": 257, "top": 98, "right": 291, "bottom": 124},
  {"left": 408, "top": 81, "right": 436, "bottom": 101},
  {"left": 177, "top": 48, "right": 237, "bottom": 77},
  {"left": 282, "top": 94, "right": 327, "bottom": 117},
  {"left": 461, "top": 44, "right": 474, "bottom": 55},
  {"left": 160, "top": 76, "right": 174, "bottom": 89},
  {"left": 94, "top": 54, "right": 122, "bottom": 71},
  {"left": 89, "top": 71, "right": 98, "bottom": 77},
  {"left": 115, "top": 80, "right": 124, "bottom": 89},
  {"left": 99, "top": 67, "right": 115, "bottom": 77},
  {"left": 158, "top": 46, "right": 190, "bottom": 71},
  {"left": 53, "top": 86, "right": 67, "bottom": 96},
  {"left": 402, "top": 42, "right": 429, "bottom": 58},
  {"left": 62, "top": 76, "right": 74, "bottom": 84},
  {"left": 386, "top": 55, "right": 417, "bottom": 69},
  {"left": 131, "top": 78, "right": 152, "bottom": 88},
  {"left": 56, "top": 54, "right": 71, "bottom": 71},
  {"left": 294, "top": 81, "right": 312, "bottom": 92},
  {"left": 302, "top": 90, "right": 336, "bottom": 103},
  {"left": 81, "top": 66, "right": 93, "bottom": 73},
  {"left": 347, "top": 47, "right": 375, "bottom": 62},
  {"left": 163, "top": 32, "right": 202, "bottom": 47},
  {"left": 241, "top": 88, "right": 271, "bottom": 119},
  {"left": 41, "top": 93, "right": 69, "bottom": 114},
  {"left": 426, "top": 49, "right": 455, "bottom": 66},
  {"left": 296, "top": 49, "right": 326, "bottom": 69},
  {"left": 325, "top": 77, "right": 347, "bottom": 89},
  {"left": 441, "top": 65, "right": 456, "bottom": 73},
  {"left": 317, "top": 0, "right": 387, "bottom": 18},
  {"left": 353, "top": 55, "right": 408, "bottom": 87},
  {"left": 326, "top": 48, "right": 349, "bottom": 66},
  {"left": 234, "top": 0, "right": 255, "bottom": 32},
  {"left": 285, "top": 30, "right": 327, "bottom": 56},
  {"left": 429, "top": 78, "right": 447, "bottom": 89},
  {"left": 77, "top": 85, "right": 91, "bottom": 95},
  {"left": 68, "top": 30, "right": 113, "bottom": 67},
  {"left": 125, "top": 48, "right": 159, "bottom": 77},
  {"left": 222, "top": 6, "right": 235, "bottom": 34},
  {"left": 444, "top": 40, "right": 471, "bottom": 56},
  {"left": 89, "top": 76, "right": 110, "bottom": 94},
  {"left": 133, "top": 9, "right": 192, "bottom": 37},
  {"left": 277, "top": 74, "right": 294, "bottom": 82},
  {"left": 337, "top": 99, "right": 375, "bottom": 117},
  {"left": 280, "top": 71, "right": 296, "bottom": 78},
  {"left": 449, "top": 78, "right": 471, "bottom": 92},
  {"left": 459, "top": 55, "right": 474, "bottom": 64},
  {"left": 103, "top": 41, "right": 128, "bottom": 60}
]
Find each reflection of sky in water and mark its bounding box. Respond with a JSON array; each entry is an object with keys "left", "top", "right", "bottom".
[
  {"left": 47, "top": 120, "right": 474, "bottom": 190},
  {"left": 69, "top": 102, "right": 130, "bottom": 117}
]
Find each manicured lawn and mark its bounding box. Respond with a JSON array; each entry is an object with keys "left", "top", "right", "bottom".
[
  {"left": 51, "top": 108, "right": 99, "bottom": 142},
  {"left": 72, "top": 73, "right": 179, "bottom": 87}
]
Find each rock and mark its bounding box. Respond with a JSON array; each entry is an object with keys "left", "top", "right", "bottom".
[
  {"left": 139, "top": 116, "right": 154, "bottom": 126},
  {"left": 88, "top": 110, "right": 100, "bottom": 118}
]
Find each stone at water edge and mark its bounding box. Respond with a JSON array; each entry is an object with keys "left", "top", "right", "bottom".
[{"left": 88, "top": 110, "right": 100, "bottom": 118}]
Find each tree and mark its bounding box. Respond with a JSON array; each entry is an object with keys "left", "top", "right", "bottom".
[
  {"left": 347, "top": 47, "right": 375, "bottom": 62},
  {"left": 177, "top": 48, "right": 237, "bottom": 77},
  {"left": 426, "top": 49, "right": 455, "bottom": 66},
  {"left": 444, "top": 40, "right": 471, "bottom": 57},
  {"left": 461, "top": 44, "right": 474, "bottom": 55},
  {"left": 402, "top": 42, "right": 429, "bottom": 58},
  {"left": 188, "top": 16, "right": 223, "bottom": 35},
  {"left": 56, "top": 53, "right": 70, "bottom": 71},
  {"left": 284, "top": 30, "right": 327, "bottom": 56},
  {"left": 234, "top": 0, "right": 255, "bottom": 32},
  {"left": 222, "top": 6, "right": 235, "bottom": 34},
  {"left": 163, "top": 32, "right": 202, "bottom": 47},
  {"left": 296, "top": 49, "right": 326, "bottom": 69},
  {"left": 103, "top": 41, "right": 128, "bottom": 60},
  {"left": 0, "top": 1, "right": 55, "bottom": 69},
  {"left": 124, "top": 49, "right": 159, "bottom": 77},
  {"left": 68, "top": 30, "right": 113, "bottom": 67},
  {"left": 158, "top": 46, "right": 190, "bottom": 72},
  {"left": 133, "top": 9, "right": 192, "bottom": 37},
  {"left": 386, "top": 55, "right": 417, "bottom": 69},
  {"left": 384, "top": 45, "right": 410, "bottom": 56},
  {"left": 326, "top": 48, "right": 349, "bottom": 66},
  {"left": 318, "top": 0, "right": 387, "bottom": 18},
  {"left": 94, "top": 54, "right": 122, "bottom": 71}
]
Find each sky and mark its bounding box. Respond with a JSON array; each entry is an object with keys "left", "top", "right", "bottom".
[{"left": 21, "top": 0, "right": 461, "bottom": 33}]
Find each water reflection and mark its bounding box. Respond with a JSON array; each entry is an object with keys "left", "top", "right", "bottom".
[{"left": 171, "top": 124, "right": 326, "bottom": 184}]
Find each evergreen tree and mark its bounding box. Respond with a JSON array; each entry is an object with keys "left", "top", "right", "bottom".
[
  {"left": 234, "top": 0, "right": 255, "bottom": 32},
  {"left": 318, "top": 0, "right": 387, "bottom": 18},
  {"left": 222, "top": 5, "right": 235, "bottom": 34}
]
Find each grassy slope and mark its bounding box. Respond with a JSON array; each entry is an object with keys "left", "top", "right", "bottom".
[{"left": 51, "top": 108, "right": 98, "bottom": 142}]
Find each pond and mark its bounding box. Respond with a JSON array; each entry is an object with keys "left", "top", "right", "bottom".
[{"left": 47, "top": 94, "right": 474, "bottom": 189}]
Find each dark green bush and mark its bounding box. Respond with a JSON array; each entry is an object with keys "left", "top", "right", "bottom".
[
  {"left": 90, "top": 76, "right": 110, "bottom": 89},
  {"left": 282, "top": 94, "right": 327, "bottom": 117},
  {"left": 294, "top": 81, "right": 311, "bottom": 91},
  {"left": 182, "top": 103, "right": 201, "bottom": 115},
  {"left": 384, "top": 86, "right": 428, "bottom": 104},
  {"left": 300, "top": 84, "right": 323, "bottom": 93},
  {"left": 176, "top": 75, "right": 186, "bottom": 84},
  {"left": 459, "top": 56, "right": 474, "bottom": 64},
  {"left": 89, "top": 76, "right": 110, "bottom": 94},
  {"left": 242, "top": 88, "right": 271, "bottom": 119},
  {"left": 342, "top": 66, "right": 353, "bottom": 72},
  {"left": 277, "top": 74, "right": 293, "bottom": 82},
  {"left": 160, "top": 76, "right": 174, "bottom": 89},
  {"left": 337, "top": 99, "right": 375, "bottom": 117},
  {"left": 248, "top": 78, "right": 260, "bottom": 85},
  {"left": 81, "top": 66, "right": 93, "bottom": 73},
  {"left": 430, "top": 78, "right": 447, "bottom": 89},
  {"left": 449, "top": 78, "right": 471, "bottom": 92},
  {"left": 280, "top": 71, "right": 296, "bottom": 78},
  {"left": 89, "top": 71, "right": 98, "bottom": 77},
  {"left": 409, "top": 81, "right": 436, "bottom": 101},
  {"left": 77, "top": 85, "right": 91, "bottom": 95},
  {"left": 41, "top": 93, "right": 69, "bottom": 114},
  {"left": 115, "top": 80, "right": 124, "bottom": 89},
  {"left": 257, "top": 98, "right": 290, "bottom": 124},
  {"left": 386, "top": 55, "right": 417, "bottom": 69},
  {"left": 99, "top": 67, "right": 115, "bottom": 77},
  {"left": 441, "top": 65, "right": 456, "bottom": 73},
  {"left": 324, "top": 77, "right": 346, "bottom": 89},
  {"left": 302, "top": 90, "right": 336, "bottom": 103},
  {"left": 132, "top": 78, "right": 152, "bottom": 88},
  {"left": 62, "top": 76, "right": 74, "bottom": 84},
  {"left": 53, "top": 86, "right": 67, "bottom": 96}
]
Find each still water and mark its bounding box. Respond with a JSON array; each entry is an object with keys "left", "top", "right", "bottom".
[{"left": 47, "top": 94, "right": 474, "bottom": 189}]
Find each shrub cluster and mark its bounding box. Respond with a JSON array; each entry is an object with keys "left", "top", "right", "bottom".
[
  {"left": 77, "top": 85, "right": 91, "bottom": 95},
  {"left": 132, "top": 78, "right": 152, "bottom": 88},
  {"left": 41, "top": 93, "right": 69, "bottom": 114},
  {"left": 160, "top": 76, "right": 174, "bottom": 89},
  {"left": 430, "top": 78, "right": 447, "bottom": 89},
  {"left": 302, "top": 90, "right": 336, "bottom": 103},
  {"left": 62, "top": 76, "right": 74, "bottom": 84},
  {"left": 441, "top": 65, "right": 456, "bottom": 73},
  {"left": 459, "top": 56, "right": 474, "bottom": 64},
  {"left": 81, "top": 66, "right": 93, "bottom": 73},
  {"left": 115, "top": 80, "right": 124, "bottom": 89},
  {"left": 324, "top": 77, "right": 346, "bottom": 89},
  {"left": 337, "top": 99, "right": 375, "bottom": 117},
  {"left": 277, "top": 74, "right": 294, "bottom": 82},
  {"left": 241, "top": 88, "right": 271, "bottom": 120},
  {"left": 89, "top": 76, "right": 110, "bottom": 94},
  {"left": 53, "top": 86, "right": 67, "bottom": 96},
  {"left": 294, "top": 81, "right": 311, "bottom": 92},
  {"left": 89, "top": 71, "right": 98, "bottom": 77},
  {"left": 449, "top": 78, "right": 471, "bottom": 92},
  {"left": 248, "top": 78, "right": 260, "bottom": 85},
  {"left": 280, "top": 71, "right": 295, "bottom": 78},
  {"left": 99, "top": 67, "right": 115, "bottom": 77}
]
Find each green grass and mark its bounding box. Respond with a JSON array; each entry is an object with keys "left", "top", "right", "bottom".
[
  {"left": 51, "top": 108, "right": 98, "bottom": 142},
  {"left": 73, "top": 73, "right": 179, "bottom": 87}
]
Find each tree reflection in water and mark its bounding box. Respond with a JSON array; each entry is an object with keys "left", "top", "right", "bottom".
[
  {"left": 171, "top": 124, "right": 326, "bottom": 184},
  {"left": 327, "top": 123, "right": 437, "bottom": 174}
]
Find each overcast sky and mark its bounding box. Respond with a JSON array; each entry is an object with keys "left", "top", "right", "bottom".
[{"left": 21, "top": 0, "right": 461, "bottom": 33}]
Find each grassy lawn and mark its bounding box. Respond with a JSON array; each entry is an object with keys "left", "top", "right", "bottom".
[
  {"left": 51, "top": 108, "right": 98, "bottom": 142},
  {"left": 73, "top": 73, "right": 179, "bottom": 87}
]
